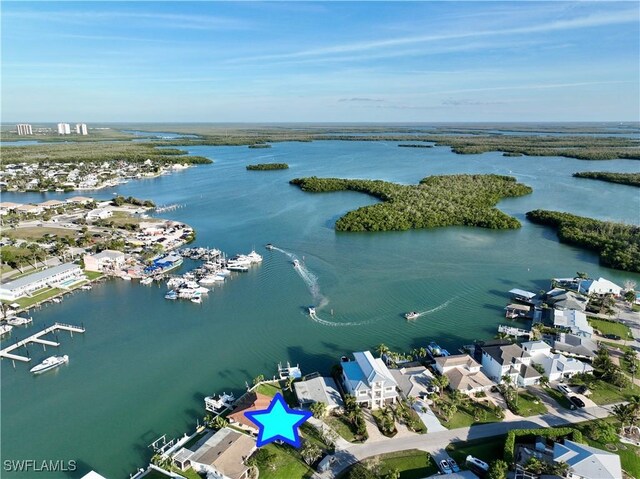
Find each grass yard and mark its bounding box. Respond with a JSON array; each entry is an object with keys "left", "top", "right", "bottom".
[
  {"left": 437, "top": 398, "right": 503, "bottom": 429},
  {"left": 300, "top": 422, "right": 332, "bottom": 452},
  {"left": 254, "top": 380, "right": 298, "bottom": 407},
  {"left": 325, "top": 414, "right": 359, "bottom": 443},
  {"left": 582, "top": 378, "right": 640, "bottom": 405},
  {"left": 256, "top": 443, "right": 313, "bottom": 479},
  {"left": 446, "top": 436, "right": 507, "bottom": 467},
  {"left": 339, "top": 450, "right": 438, "bottom": 479},
  {"left": 5, "top": 226, "right": 78, "bottom": 241},
  {"left": 543, "top": 387, "right": 574, "bottom": 409},
  {"left": 589, "top": 318, "right": 633, "bottom": 338},
  {"left": 84, "top": 270, "right": 104, "bottom": 280},
  {"left": 516, "top": 391, "right": 548, "bottom": 416},
  {"left": 15, "top": 287, "right": 64, "bottom": 309}
]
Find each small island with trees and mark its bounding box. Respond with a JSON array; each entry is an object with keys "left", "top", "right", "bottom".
[
  {"left": 246, "top": 163, "right": 289, "bottom": 171},
  {"left": 573, "top": 172, "right": 640, "bottom": 187},
  {"left": 290, "top": 174, "right": 533, "bottom": 232},
  {"left": 526, "top": 210, "right": 640, "bottom": 272},
  {"left": 397, "top": 144, "right": 433, "bottom": 148}
]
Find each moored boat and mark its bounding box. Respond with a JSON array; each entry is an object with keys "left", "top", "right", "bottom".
[
  {"left": 0, "top": 324, "right": 13, "bottom": 335},
  {"left": 140, "top": 277, "right": 153, "bottom": 285},
  {"left": 30, "top": 355, "right": 69, "bottom": 374},
  {"left": 6, "top": 316, "right": 32, "bottom": 326},
  {"left": 164, "top": 290, "right": 178, "bottom": 300}
]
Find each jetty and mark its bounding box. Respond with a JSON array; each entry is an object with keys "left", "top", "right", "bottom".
[{"left": 0, "top": 322, "right": 85, "bottom": 364}]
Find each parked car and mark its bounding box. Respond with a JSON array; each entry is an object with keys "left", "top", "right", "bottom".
[
  {"left": 439, "top": 459, "right": 453, "bottom": 474},
  {"left": 577, "top": 385, "right": 590, "bottom": 395},
  {"left": 466, "top": 455, "right": 490, "bottom": 472},
  {"left": 557, "top": 384, "right": 572, "bottom": 396},
  {"left": 603, "top": 334, "right": 621, "bottom": 340},
  {"left": 447, "top": 458, "right": 460, "bottom": 472},
  {"left": 569, "top": 395, "right": 585, "bottom": 408}
]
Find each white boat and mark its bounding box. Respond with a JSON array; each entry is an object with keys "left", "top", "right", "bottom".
[
  {"left": 30, "top": 355, "right": 69, "bottom": 374},
  {"left": 80, "top": 284, "right": 92, "bottom": 290},
  {"left": 217, "top": 269, "right": 231, "bottom": 276},
  {"left": 195, "top": 287, "right": 210, "bottom": 294},
  {"left": 265, "top": 243, "right": 274, "bottom": 250},
  {"left": 52, "top": 298, "right": 62, "bottom": 304},
  {"left": 404, "top": 311, "right": 419, "bottom": 320},
  {"left": 293, "top": 259, "right": 300, "bottom": 268},
  {"left": 246, "top": 250, "right": 263, "bottom": 263},
  {"left": 199, "top": 275, "right": 218, "bottom": 285},
  {"left": 309, "top": 307, "right": 316, "bottom": 316},
  {"left": 227, "top": 264, "right": 249, "bottom": 272},
  {"left": 7, "top": 316, "right": 32, "bottom": 326},
  {"left": 121, "top": 274, "right": 132, "bottom": 281},
  {"left": 0, "top": 324, "right": 13, "bottom": 335},
  {"left": 191, "top": 296, "right": 202, "bottom": 304},
  {"left": 165, "top": 290, "right": 178, "bottom": 300},
  {"left": 140, "top": 277, "right": 153, "bottom": 285},
  {"left": 167, "top": 278, "right": 183, "bottom": 288}
]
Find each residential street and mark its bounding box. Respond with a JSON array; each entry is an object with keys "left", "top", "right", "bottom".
[{"left": 314, "top": 403, "right": 618, "bottom": 478}]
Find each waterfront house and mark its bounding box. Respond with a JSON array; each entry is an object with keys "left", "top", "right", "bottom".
[
  {"left": 86, "top": 207, "right": 113, "bottom": 221},
  {"left": 227, "top": 392, "right": 272, "bottom": 434},
  {"left": 546, "top": 289, "right": 588, "bottom": 312},
  {"left": 83, "top": 250, "right": 127, "bottom": 273},
  {"left": 40, "top": 199, "right": 65, "bottom": 209},
  {"left": 480, "top": 343, "right": 540, "bottom": 386},
  {"left": 505, "top": 303, "right": 530, "bottom": 319},
  {"left": 579, "top": 278, "right": 623, "bottom": 297},
  {"left": 389, "top": 365, "right": 435, "bottom": 399},
  {"left": 553, "top": 440, "right": 622, "bottom": 479},
  {"left": 66, "top": 196, "right": 94, "bottom": 205},
  {"left": 552, "top": 333, "right": 599, "bottom": 359},
  {"left": 341, "top": 350, "right": 398, "bottom": 409},
  {"left": 0, "top": 263, "right": 85, "bottom": 301},
  {"left": 294, "top": 376, "right": 344, "bottom": 411},
  {"left": 434, "top": 354, "right": 493, "bottom": 395},
  {"left": 553, "top": 309, "right": 593, "bottom": 338},
  {"left": 15, "top": 204, "right": 43, "bottom": 215},
  {"left": 173, "top": 428, "right": 256, "bottom": 479},
  {"left": 521, "top": 341, "right": 594, "bottom": 381},
  {"left": 0, "top": 201, "right": 22, "bottom": 215}
]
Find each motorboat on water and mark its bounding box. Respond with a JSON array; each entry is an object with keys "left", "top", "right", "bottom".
[
  {"left": 404, "top": 311, "right": 419, "bottom": 320},
  {"left": 80, "top": 284, "right": 93, "bottom": 290},
  {"left": 30, "top": 355, "right": 69, "bottom": 374},
  {"left": 165, "top": 290, "right": 178, "bottom": 300},
  {"left": 0, "top": 324, "right": 13, "bottom": 335},
  {"left": 246, "top": 250, "right": 263, "bottom": 263},
  {"left": 227, "top": 264, "right": 249, "bottom": 272},
  {"left": 265, "top": 243, "right": 274, "bottom": 250},
  {"left": 199, "top": 275, "right": 218, "bottom": 285},
  {"left": 191, "top": 296, "right": 202, "bottom": 304},
  {"left": 121, "top": 274, "right": 132, "bottom": 281},
  {"left": 140, "top": 277, "right": 153, "bottom": 285},
  {"left": 293, "top": 259, "right": 300, "bottom": 268},
  {"left": 6, "top": 316, "right": 32, "bottom": 326},
  {"left": 308, "top": 307, "right": 316, "bottom": 316}
]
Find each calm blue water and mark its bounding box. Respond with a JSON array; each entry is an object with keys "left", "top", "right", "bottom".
[{"left": 1, "top": 140, "right": 639, "bottom": 478}]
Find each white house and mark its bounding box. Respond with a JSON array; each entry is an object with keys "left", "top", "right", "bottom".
[
  {"left": 39, "top": 200, "right": 65, "bottom": 210},
  {"left": 86, "top": 207, "right": 113, "bottom": 221},
  {"left": 579, "top": 277, "right": 623, "bottom": 297},
  {"left": 552, "top": 333, "right": 599, "bottom": 359},
  {"left": 434, "top": 354, "right": 493, "bottom": 395},
  {"left": 521, "top": 341, "right": 594, "bottom": 382},
  {"left": 83, "top": 250, "right": 126, "bottom": 273},
  {"left": 0, "top": 202, "right": 22, "bottom": 215},
  {"left": 15, "top": 204, "right": 43, "bottom": 215},
  {"left": 173, "top": 428, "right": 256, "bottom": 479},
  {"left": 480, "top": 343, "right": 540, "bottom": 386},
  {"left": 553, "top": 309, "right": 593, "bottom": 338},
  {"left": 342, "top": 351, "right": 398, "bottom": 409},
  {"left": 0, "top": 263, "right": 85, "bottom": 301},
  {"left": 553, "top": 440, "right": 622, "bottom": 479}
]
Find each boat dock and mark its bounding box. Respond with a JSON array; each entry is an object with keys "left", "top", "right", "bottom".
[{"left": 0, "top": 322, "right": 85, "bottom": 364}]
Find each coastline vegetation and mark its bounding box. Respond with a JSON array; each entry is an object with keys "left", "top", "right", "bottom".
[
  {"left": 248, "top": 143, "right": 272, "bottom": 149},
  {"left": 397, "top": 143, "right": 433, "bottom": 148},
  {"left": 526, "top": 210, "right": 640, "bottom": 272},
  {"left": 0, "top": 141, "right": 212, "bottom": 165},
  {"left": 246, "top": 162, "right": 289, "bottom": 170},
  {"left": 290, "top": 174, "right": 532, "bottom": 232},
  {"left": 573, "top": 171, "right": 640, "bottom": 187}
]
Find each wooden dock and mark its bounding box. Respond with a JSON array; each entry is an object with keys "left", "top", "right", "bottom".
[{"left": 0, "top": 322, "right": 85, "bottom": 363}]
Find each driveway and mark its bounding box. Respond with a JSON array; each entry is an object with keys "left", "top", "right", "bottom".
[{"left": 412, "top": 398, "right": 447, "bottom": 432}]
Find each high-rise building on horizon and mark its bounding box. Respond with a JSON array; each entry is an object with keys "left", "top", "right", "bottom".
[
  {"left": 57, "top": 123, "right": 71, "bottom": 135},
  {"left": 16, "top": 124, "right": 33, "bottom": 135},
  {"left": 75, "top": 123, "right": 88, "bottom": 135}
]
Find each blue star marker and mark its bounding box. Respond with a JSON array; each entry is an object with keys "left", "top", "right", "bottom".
[{"left": 244, "top": 393, "right": 312, "bottom": 448}]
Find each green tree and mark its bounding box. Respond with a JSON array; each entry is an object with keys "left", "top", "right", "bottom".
[
  {"left": 300, "top": 440, "right": 322, "bottom": 466},
  {"left": 625, "top": 290, "right": 637, "bottom": 304},
  {"left": 252, "top": 374, "right": 265, "bottom": 386},
  {"left": 346, "top": 463, "right": 376, "bottom": 479},
  {"left": 612, "top": 403, "right": 634, "bottom": 433},
  {"left": 310, "top": 401, "right": 328, "bottom": 419},
  {"left": 488, "top": 459, "right": 509, "bottom": 479}
]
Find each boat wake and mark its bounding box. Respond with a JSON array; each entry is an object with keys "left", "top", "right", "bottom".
[
  {"left": 413, "top": 296, "right": 458, "bottom": 318},
  {"left": 271, "top": 247, "right": 329, "bottom": 309}
]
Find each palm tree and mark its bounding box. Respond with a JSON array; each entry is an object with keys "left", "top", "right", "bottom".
[
  {"left": 310, "top": 401, "right": 327, "bottom": 419},
  {"left": 300, "top": 440, "right": 322, "bottom": 466},
  {"left": 211, "top": 415, "right": 229, "bottom": 430},
  {"left": 612, "top": 403, "right": 633, "bottom": 433},
  {"left": 376, "top": 343, "right": 390, "bottom": 357}
]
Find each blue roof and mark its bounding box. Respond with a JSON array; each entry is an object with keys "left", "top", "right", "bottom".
[{"left": 342, "top": 361, "right": 366, "bottom": 391}]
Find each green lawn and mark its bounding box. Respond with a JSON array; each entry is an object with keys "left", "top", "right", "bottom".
[
  {"left": 5, "top": 226, "right": 78, "bottom": 241},
  {"left": 446, "top": 436, "right": 507, "bottom": 467},
  {"left": 325, "top": 415, "right": 359, "bottom": 443},
  {"left": 516, "top": 391, "right": 548, "bottom": 416},
  {"left": 300, "top": 422, "right": 332, "bottom": 452},
  {"left": 543, "top": 387, "right": 574, "bottom": 409},
  {"left": 580, "top": 378, "right": 640, "bottom": 405},
  {"left": 437, "top": 398, "right": 503, "bottom": 429},
  {"left": 256, "top": 443, "right": 313, "bottom": 479},
  {"left": 589, "top": 318, "right": 632, "bottom": 338},
  {"left": 339, "top": 450, "right": 438, "bottom": 479},
  {"left": 15, "top": 287, "right": 63, "bottom": 309},
  {"left": 255, "top": 380, "right": 298, "bottom": 407},
  {"left": 84, "top": 270, "right": 104, "bottom": 280}
]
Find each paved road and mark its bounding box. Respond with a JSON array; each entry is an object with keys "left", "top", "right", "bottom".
[{"left": 314, "top": 403, "right": 618, "bottom": 478}]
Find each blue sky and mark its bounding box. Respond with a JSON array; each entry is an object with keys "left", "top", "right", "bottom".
[{"left": 2, "top": 1, "right": 639, "bottom": 122}]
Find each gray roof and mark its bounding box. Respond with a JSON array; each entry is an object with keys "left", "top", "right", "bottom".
[
  {"left": 390, "top": 366, "right": 431, "bottom": 398},
  {"left": 482, "top": 344, "right": 529, "bottom": 366},
  {"left": 553, "top": 440, "right": 622, "bottom": 479},
  {"left": 294, "top": 377, "right": 344, "bottom": 408},
  {"left": 0, "top": 263, "right": 80, "bottom": 291},
  {"left": 553, "top": 334, "right": 598, "bottom": 358},
  {"left": 509, "top": 289, "right": 536, "bottom": 299},
  {"left": 93, "top": 250, "right": 125, "bottom": 260}
]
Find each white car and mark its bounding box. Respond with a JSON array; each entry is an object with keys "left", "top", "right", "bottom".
[
  {"left": 466, "top": 455, "right": 489, "bottom": 472},
  {"left": 557, "top": 384, "right": 572, "bottom": 396}
]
